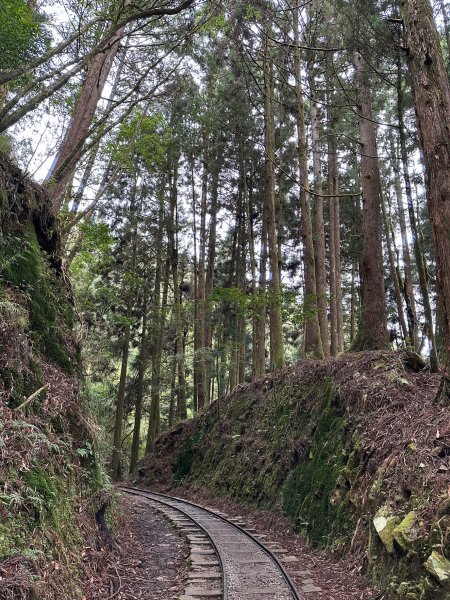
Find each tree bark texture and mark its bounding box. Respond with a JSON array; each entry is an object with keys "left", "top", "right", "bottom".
[
  {"left": 46, "top": 26, "right": 125, "bottom": 208},
  {"left": 111, "top": 200, "right": 137, "bottom": 480},
  {"left": 293, "top": 6, "right": 322, "bottom": 358},
  {"left": 263, "top": 29, "right": 285, "bottom": 371},
  {"left": 399, "top": 0, "right": 450, "bottom": 377},
  {"left": 129, "top": 286, "right": 148, "bottom": 473},
  {"left": 352, "top": 52, "right": 390, "bottom": 350},
  {"left": 310, "top": 75, "right": 330, "bottom": 357}
]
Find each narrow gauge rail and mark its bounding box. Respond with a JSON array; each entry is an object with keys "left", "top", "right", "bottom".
[
  {"left": 119, "top": 486, "right": 304, "bottom": 600},
  {"left": 120, "top": 485, "right": 227, "bottom": 598}
]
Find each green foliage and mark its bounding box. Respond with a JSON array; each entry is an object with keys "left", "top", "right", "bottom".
[
  {"left": 9, "top": 420, "right": 64, "bottom": 454},
  {"left": 0, "top": 0, "right": 43, "bottom": 70},
  {"left": 282, "top": 290, "right": 320, "bottom": 326},
  {"left": 70, "top": 220, "right": 114, "bottom": 310},
  {"left": 111, "top": 111, "right": 168, "bottom": 172},
  {"left": 77, "top": 442, "right": 93, "bottom": 459},
  {"left": 0, "top": 519, "right": 27, "bottom": 559},
  {"left": 243, "top": 4, "right": 262, "bottom": 22},
  {"left": 78, "top": 221, "right": 113, "bottom": 253},
  {"left": 211, "top": 286, "right": 306, "bottom": 320},
  {"left": 194, "top": 8, "right": 228, "bottom": 35},
  {"left": 22, "top": 466, "right": 58, "bottom": 520},
  {"left": 210, "top": 286, "right": 251, "bottom": 316}
]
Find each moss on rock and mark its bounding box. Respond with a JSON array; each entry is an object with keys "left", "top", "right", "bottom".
[
  {"left": 393, "top": 512, "right": 419, "bottom": 553},
  {"left": 373, "top": 507, "right": 401, "bottom": 554},
  {"left": 282, "top": 382, "right": 354, "bottom": 548},
  {"left": 425, "top": 551, "right": 450, "bottom": 586},
  {"left": 0, "top": 228, "right": 74, "bottom": 373}
]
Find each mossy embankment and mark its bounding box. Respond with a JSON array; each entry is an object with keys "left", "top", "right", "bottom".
[
  {"left": 138, "top": 351, "right": 450, "bottom": 599},
  {"left": 0, "top": 153, "right": 112, "bottom": 599}
]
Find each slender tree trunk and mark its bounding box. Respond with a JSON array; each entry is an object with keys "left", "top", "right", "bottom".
[
  {"left": 329, "top": 194, "right": 338, "bottom": 356},
  {"left": 326, "top": 66, "right": 344, "bottom": 354},
  {"left": 111, "top": 200, "right": 137, "bottom": 481},
  {"left": 244, "top": 160, "right": 259, "bottom": 380},
  {"left": 310, "top": 75, "right": 329, "bottom": 357},
  {"left": 333, "top": 180, "right": 344, "bottom": 353},
  {"left": 276, "top": 46, "right": 288, "bottom": 278},
  {"left": 204, "top": 147, "right": 222, "bottom": 401},
  {"left": 350, "top": 261, "right": 357, "bottom": 344},
  {"left": 390, "top": 133, "right": 419, "bottom": 349},
  {"left": 439, "top": 0, "right": 450, "bottom": 72},
  {"left": 333, "top": 195, "right": 344, "bottom": 352},
  {"left": 256, "top": 201, "right": 267, "bottom": 376},
  {"left": 168, "top": 162, "right": 187, "bottom": 419},
  {"left": 351, "top": 52, "right": 390, "bottom": 350},
  {"left": 129, "top": 286, "right": 148, "bottom": 473},
  {"left": 328, "top": 124, "right": 338, "bottom": 357},
  {"left": 192, "top": 169, "right": 198, "bottom": 415},
  {"left": 263, "top": 28, "right": 284, "bottom": 371},
  {"left": 147, "top": 259, "right": 169, "bottom": 447},
  {"left": 293, "top": 6, "right": 322, "bottom": 357},
  {"left": 111, "top": 313, "right": 132, "bottom": 481},
  {"left": 399, "top": 0, "right": 450, "bottom": 379},
  {"left": 381, "top": 192, "right": 409, "bottom": 344},
  {"left": 236, "top": 176, "right": 247, "bottom": 384},
  {"left": 145, "top": 201, "right": 168, "bottom": 452},
  {"left": 397, "top": 51, "right": 439, "bottom": 370},
  {"left": 168, "top": 342, "right": 177, "bottom": 428},
  {"left": 194, "top": 157, "right": 207, "bottom": 411},
  {"left": 226, "top": 210, "right": 239, "bottom": 392}
]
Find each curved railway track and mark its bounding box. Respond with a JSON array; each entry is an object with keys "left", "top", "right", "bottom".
[{"left": 119, "top": 486, "right": 304, "bottom": 600}]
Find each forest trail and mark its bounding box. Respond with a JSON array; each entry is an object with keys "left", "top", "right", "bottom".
[{"left": 116, "top": 487, "right": 376, "bottom": 600}]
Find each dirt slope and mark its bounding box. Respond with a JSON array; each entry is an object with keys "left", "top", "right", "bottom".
[
  {"left": 138, "top": 351, "right": 450, "bottom": 599},
  {"left": 0, "top": 153, "right": 113, "bottom": 599}
]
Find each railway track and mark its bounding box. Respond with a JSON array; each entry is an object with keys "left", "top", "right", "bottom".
[{"left": 119, "top": 486, "right": 304, "bottom": 600}]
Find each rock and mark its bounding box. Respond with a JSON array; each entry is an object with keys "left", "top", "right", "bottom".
[
  {"left": 431, "top": 446, "right": 445, "bottom": 458},
  {"left": 392, "top": 511, "right": 418, "bottom": 552},
  {"left": 373, "top": 507, "right": 400, "bottom": 554},
  {"left": 425, "top": 551, "right": 450, "bottom": 586},
  {"left": 301, "top": 583, "right": 323, "bottom": 593}
]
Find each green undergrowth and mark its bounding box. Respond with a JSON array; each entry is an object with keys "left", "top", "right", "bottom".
[
  {"left": 0, "top": 154, "right": 114, "bottom": 599},
  {"left": 282, "top": 382, "right": 354, "bottom": 550},
  {"left": 0, "top": 434, "right": 113, "bottom": 599},
  {"left": 0, "top": 227, "right": 74, "bottom": 375},
  {"left": 140, "top": 353, "right": 450, "bottom": 599},
  {"left": 0, "top": 357, "right": 44, "bottom": 408}
]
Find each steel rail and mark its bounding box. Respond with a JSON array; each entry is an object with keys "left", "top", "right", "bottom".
[
  {"left": 119, "top": 485, "right": 228, "bottom": 599},
  {"left": 119, "top": 485, "right": 304, "bottom": 600}
]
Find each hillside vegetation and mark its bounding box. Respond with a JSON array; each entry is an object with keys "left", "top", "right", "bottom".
[
  {"left": 0, "top": 154, "right": 112, "bottom": 599},
  {"left": 138, "top": 351, "right": 450, "bottom": 599}
]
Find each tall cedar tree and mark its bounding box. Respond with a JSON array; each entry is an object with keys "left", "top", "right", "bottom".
[{"left": 398, "top": 0, "right": 450, "bottom": 380}]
